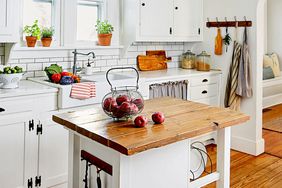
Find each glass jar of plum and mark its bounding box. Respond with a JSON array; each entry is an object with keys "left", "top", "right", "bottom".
[{"left": 102, "top": 67, "right": 144, "bottom": 121}]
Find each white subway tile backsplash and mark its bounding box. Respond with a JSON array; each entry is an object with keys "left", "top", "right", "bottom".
[
  {"left": 127, "top": 45, "right": 138, "bottom": 52},
  {"left": 137, "top": 46, "right": 146, "bottom": 52},
  {"left": 9, "top": 59, "right": 20, "bottom": 64},
  {"left": 19, "top": 58, "right": 35, "bottom": 63},
  {"left": 95, "top": 60, "right": 107, "bottom": 67},
  {"left": 35, "top": 58, "right": 49, "bottom": 63},
  {"left": 107, "top": 59, "right": 118, "bottom": 66},
  {"left": 100, "top": 56, "right": 113, "bottom": 60},
  {"left": 50, "top": 57, "right": 64, "bottom": 62},
  {"left": 6, "top": 43, "right": 184, "bottom": 77},
  {"left": 27, "top": 63, "right": 43, "bottom": 71}
]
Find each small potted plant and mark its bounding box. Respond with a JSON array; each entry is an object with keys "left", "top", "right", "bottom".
[
  {"left": 41, "top": 27, "right": 54, "bottom": 47},
  {"left": 23, "top": 20, "right": 41, "bottom": 47},
  {"left": 95, "top": 20, "right": 114, "bottom": 46}
]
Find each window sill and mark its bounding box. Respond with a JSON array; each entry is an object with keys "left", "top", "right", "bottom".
[
  {"left": 13, "top": 45, "right": 124, "bottom": 51},
  {"left": 8, "top": 45, "right": 124, "bottom": 60}
]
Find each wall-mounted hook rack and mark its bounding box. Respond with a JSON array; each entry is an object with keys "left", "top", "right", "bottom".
[{"left": 206, "top": 17, "right": 252, "bottom": 28}]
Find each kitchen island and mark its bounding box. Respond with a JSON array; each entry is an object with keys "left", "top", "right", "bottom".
[{"left": 53, "top": 97, "right": 249, "bottom": 188}]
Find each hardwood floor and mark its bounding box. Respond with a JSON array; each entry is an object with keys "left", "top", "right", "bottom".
[
  {"left": 202, "top": 145, "right": 282, "bottom": 188},
  {"left": 200, "top": 105, "right": 282, "bottom": 187},
  {"left": 263, "top": 130, "right": 282, "bottom": 158}
]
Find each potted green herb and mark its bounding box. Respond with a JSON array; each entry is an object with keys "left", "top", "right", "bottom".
[
  {"left": 41, "top": 27, "right": 55, "bottom": 47},
  {"left": 95, "top": 20, "right": 114, "bottom": 46},
  {"left": 23, "top": 20, "right": 41, "bottom": 47}
]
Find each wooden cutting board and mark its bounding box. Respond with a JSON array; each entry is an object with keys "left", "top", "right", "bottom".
[{"left": 137, "top": 50, "right": 172, "bottom": 71}]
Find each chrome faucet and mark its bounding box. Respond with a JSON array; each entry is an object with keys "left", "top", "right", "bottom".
[{"left": 72, "top": 49, "right": 96, "bottom": 75}]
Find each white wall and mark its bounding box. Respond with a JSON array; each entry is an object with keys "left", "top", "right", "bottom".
[
  {"left": 267, "top": 0, "right": 282, "bottom": 67},
  {"left": 186, "top": 0, "right": 264, "bottom": 155}
]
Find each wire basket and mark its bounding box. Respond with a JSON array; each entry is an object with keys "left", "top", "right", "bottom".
[{"left": 102, "top": 67, "right": 144, "bottom": 120}]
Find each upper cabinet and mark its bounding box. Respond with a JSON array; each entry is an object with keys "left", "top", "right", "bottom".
[
  {"left": 0, "top": 0, "right": 20, "bottom": 42},
  {"left": 122, "top": 0, "right": 203, "bottom": 43}
]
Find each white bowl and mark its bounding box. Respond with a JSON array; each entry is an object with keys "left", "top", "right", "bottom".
[{"left": 0, "top": 73, "right": 23, "bottom": 89}]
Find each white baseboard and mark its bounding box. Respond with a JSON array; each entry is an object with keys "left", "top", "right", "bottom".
[{"left": 231, "top": 136, "right": 265, "bottom": 156}]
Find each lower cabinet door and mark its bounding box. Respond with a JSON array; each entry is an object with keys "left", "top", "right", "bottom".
[
  {"left": 39, "top": 116, "right": 68, "bottom": 188},
  {"left": 0, "top": 122, "right": 26, "bottom": 188}
]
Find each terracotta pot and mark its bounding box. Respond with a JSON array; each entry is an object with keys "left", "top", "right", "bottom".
[
  {"left": 41, "top": 37, "right": 52, "bottom": 47},
  {"left": 26, "top": 36, "right": 37, "bottom": 47},
  {"left": 98, "top": 33, "right": 112, "bottom": 46}
]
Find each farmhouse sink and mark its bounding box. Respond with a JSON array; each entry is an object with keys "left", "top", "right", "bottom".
[{"left": 29, "top": 72, "right": 138, "bottom": 109}]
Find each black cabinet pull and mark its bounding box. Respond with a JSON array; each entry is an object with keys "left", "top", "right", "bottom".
[
  {"left": 142, "top": 3, "right": 145, "bottom": 6},
  {"left": 202, "top": 79, "right": 208, "bottom": 83},
  {"left": 202, "top": 90, "right": 208, "bottom": 94},
  {"left": 27, "top": 178, "right": 33, "bottom": 188},
  {"left": 29, "top": 120, "right": 34, "bottom": 131},
  {"left": 175, "top": 7, "right": 178, "bottom": 10},
  {"left": 0, "top": 108, "right": 5, "bottom": 112},
  {"left": 169, "top": 27, "right": 172, "bottom": 35}
]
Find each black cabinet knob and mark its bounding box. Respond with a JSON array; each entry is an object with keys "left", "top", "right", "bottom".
[
  {"left": 0, "top": 108, "right": 5, "bottom": 112},
  {"left": 142, "top": 3, "right": 145, "bottom": 6},
  {"left": 175, "top": 7, "right": 178, "bottom": 10}
]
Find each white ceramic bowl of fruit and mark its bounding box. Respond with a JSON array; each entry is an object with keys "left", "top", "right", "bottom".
[{"left": 0, "top": 66, "right": 24, "bottom": 89}]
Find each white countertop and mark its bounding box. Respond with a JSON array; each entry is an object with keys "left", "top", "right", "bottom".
[
  {"left": 0, "top": 80, "right": 58, "bottom": 99},
  {"left": 138, "top": 68, "right": 222, "bottom": 82},
  {"left": 0, "top": 68, "right": 221, "bottom": 99}
]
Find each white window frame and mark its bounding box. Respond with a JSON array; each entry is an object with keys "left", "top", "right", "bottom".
[
  {"left": 15, "top": 0, "right": 121, "bottom": 50},
  {"left": 20, "top": 0, "right": 61, "bottom": 47},
  {"left": 75, "top": 0, "right": 105, "bottom": 46}
]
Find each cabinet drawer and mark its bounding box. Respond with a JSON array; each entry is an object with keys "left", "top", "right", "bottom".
[
  {"left": 0, "top": 99, "right": 32, "bottom": 115},
  {"left": 195, "top": 97, "right": 219, "bottom": 106},
  {"left": 190, "top": 75, "right": 219, "bottom": 86},
  {"left": 190, "top": 84, "right": 218, "bottom": 100}
]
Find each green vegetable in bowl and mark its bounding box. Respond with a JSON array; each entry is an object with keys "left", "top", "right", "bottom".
[{"left": 0, "top": 66, "right": 23, "bottom": 74}]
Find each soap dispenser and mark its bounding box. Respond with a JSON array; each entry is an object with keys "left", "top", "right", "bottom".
[{"left": 85, "top": 59, "right": 93, "bottom": 75}]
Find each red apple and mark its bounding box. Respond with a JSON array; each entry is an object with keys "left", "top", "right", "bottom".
[
  {"left": 112, "top": 106, "right": 125, "bottom": 118},
  {"left": 119, "top": 102, "right": 132, "bottom": 114},
  {"left": 116, "top": 95, "right": 130, "bottom": 106},
  {"left": 152, "top": 112, "right": 165, "bottom": 124},
  {"left": 103, "top": 97, "right": 118, "bottom": 112},
  {"left": 134, "top": 116, "right": 148, "bottom": 127},
  {"left": 129, "top": 103, "right": 139, "bottom": 115},
  {"left": 132, "top": 98, "right": 144, "bottom": 111}
]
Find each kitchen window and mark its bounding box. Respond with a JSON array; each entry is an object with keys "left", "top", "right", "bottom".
[
  {"left": 22, "top": 0, "right": 60, "bottom": 45},
  {"left": 76, "top": 0, "right": 103, "bottom": 43}
]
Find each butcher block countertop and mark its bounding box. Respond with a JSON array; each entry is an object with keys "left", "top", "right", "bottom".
[{"left": 53, "top": 97, "right": 249, "bottom": 156}]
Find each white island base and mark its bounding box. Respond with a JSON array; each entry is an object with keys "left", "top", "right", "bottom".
[{"left": 68, "top": 127, "right": 231, "bottom": 188}]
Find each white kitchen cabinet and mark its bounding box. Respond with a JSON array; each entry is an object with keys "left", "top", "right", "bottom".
[
  {"left": 139, "top": 0, "right": 173, "bottom": 38},
  {"left": 0, "top": 0, "right": 20, "bottom": 42},
  {"left": 0, "top": 122, "right": 26, "bottom": 188},
  {"left": 173, "top": 0, "right": 203, "bottom": 39},
  {"left": 39, "top": 115, "right": 68, "bottom": 188},
  {"left": 123, "top": 0, "right": 203, "bottom": 43}
]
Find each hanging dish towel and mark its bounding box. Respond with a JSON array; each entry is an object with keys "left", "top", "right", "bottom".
[
  {"left": 70, "top": 82, "right": 96, "bottom": 100},
  {"left": 236, "top": 27, "right": 253, "bottom": 98},
  {"left": 224, "top": 41, "right": 242, "bottom": 111}
]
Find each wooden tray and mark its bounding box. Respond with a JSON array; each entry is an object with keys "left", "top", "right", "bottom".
[{"left": 137, "top": 50, "right": 172, "bottom": 71}]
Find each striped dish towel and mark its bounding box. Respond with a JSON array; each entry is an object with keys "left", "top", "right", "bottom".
[{"left": 70, "top": 82, "right": 96, "bottom": 100}]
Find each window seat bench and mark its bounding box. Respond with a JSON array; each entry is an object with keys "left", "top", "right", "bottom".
[{"left": 263, "top": 72, "right": 282, "bottom": 108}]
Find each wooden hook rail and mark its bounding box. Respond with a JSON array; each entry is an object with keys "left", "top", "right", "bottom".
[
  {"left": 206, "top": 21, "right": 252, "bottom": 28},
  {"left": 81, "top": 150, "right": 113, "bottom": 176}
]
